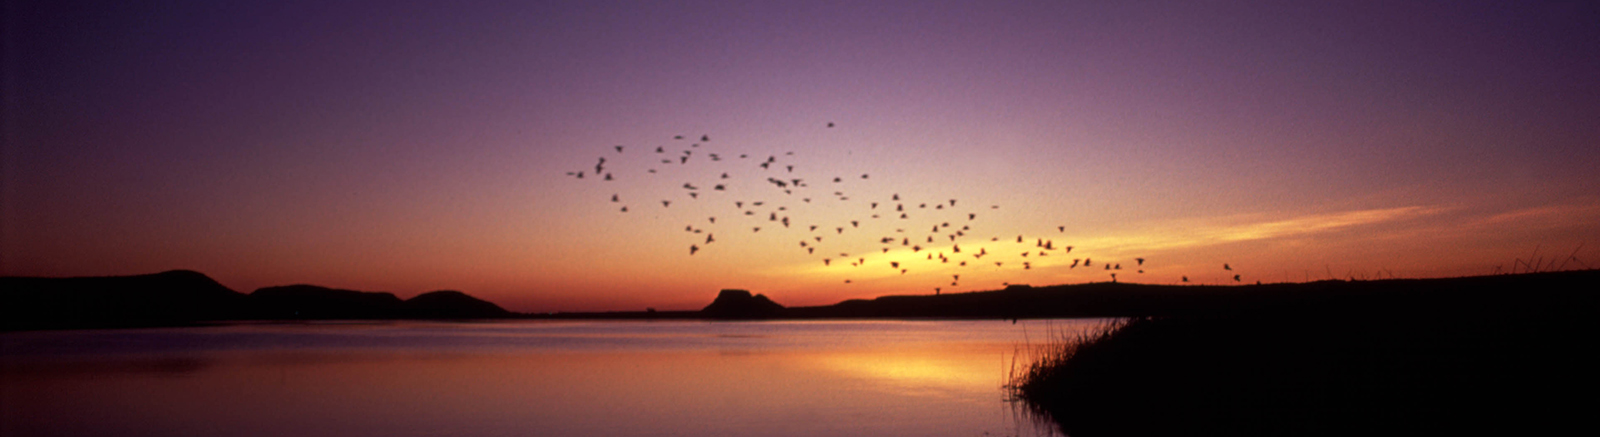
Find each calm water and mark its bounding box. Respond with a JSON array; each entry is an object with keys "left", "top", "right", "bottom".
[{"left": 1, "top": 319, "right": 1104, "bottom": 437}]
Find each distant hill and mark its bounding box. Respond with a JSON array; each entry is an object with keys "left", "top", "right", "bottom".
[
  {"left": 1, "top": 270, "right": 248, "bottom": 330},
  {"left": 1, "top": 271, "right": 512, "bottom": 330},
  {"left": 701, "top": 289, "right": 785, "bottom": 319},
  {"left": 782, "top": 270, "right": 1600, "bottom": 319}
]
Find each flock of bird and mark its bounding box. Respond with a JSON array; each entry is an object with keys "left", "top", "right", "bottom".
[{"left": 565, "top": 123, "right": 1246, "bottom": 293}]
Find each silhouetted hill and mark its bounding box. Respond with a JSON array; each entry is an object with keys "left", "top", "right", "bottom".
[
  {"left": 402, "top": 290, "right": 512, "bottom": 319},
  {"left": 249, "top": 285, "right": 405, "bottom": 319},
  {"left": 0, "top": 270, "right": 248, "bottom": 330},
  {"left": 701, "top": 289, "right": 785, "bottom": 319},
  {"left": 0, "top": 271, "right": 515, "bottom": 330},
  {"left": 782, "top": 270, "right": 1600, "bottom": 319}
]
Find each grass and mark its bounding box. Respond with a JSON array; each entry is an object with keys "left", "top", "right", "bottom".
[{"left": 1003, "top": 271, "right": 1597, "bottom": 436}]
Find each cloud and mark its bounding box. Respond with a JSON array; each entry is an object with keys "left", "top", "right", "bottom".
[{"left": 1061, "top": 205, "right": 1448, "bottom": 256}]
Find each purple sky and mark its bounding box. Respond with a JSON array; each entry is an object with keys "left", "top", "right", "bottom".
[{"left": 6, "top": 1, "right": 1599, "bottom": 311}]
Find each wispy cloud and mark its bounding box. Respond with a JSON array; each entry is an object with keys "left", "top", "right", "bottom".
[{"left": 1079, "top": 205, "right": 1449, "bottom": 255}]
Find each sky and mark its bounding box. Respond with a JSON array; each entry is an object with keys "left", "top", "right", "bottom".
[{"left": 5, "top": 0, "right": 1599, "bottom": 312}]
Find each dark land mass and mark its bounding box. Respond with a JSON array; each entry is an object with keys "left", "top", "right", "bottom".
[
  {"left": 1008, "top": 269, "right": 1599, "bottom": 437},
  {"left": 1, "top": 270, "right": 511, "bottom": 331},
  {"left": 7, "top": 269, "right": 1597, "bottom": 329}
]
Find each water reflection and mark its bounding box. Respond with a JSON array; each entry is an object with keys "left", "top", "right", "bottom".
[{"left": 3, "top": 320, "right": 1094, "bottom": 437}]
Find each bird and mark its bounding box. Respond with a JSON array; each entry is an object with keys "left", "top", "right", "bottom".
[
  {"left": 615, "top": 146, "right": 624, "bottom": 153},
  {"left": 706, "top": 234, "right": 714, "bottom": 244},
  {"left": 611, "top": 194, "right": 619, "bottom": 202},
  {"left": 1233, "top": 274, "right": 1241, "bottom": 282},
  {"left": 1224, "top": 264, "right": 1232, "bottom": 271},
  {"left": 1182, "top": 276, "right": 1189, "bottom": 283},
  {"left": 827, "top": 122, "right": 835, "bottom": 128},
  {"left": 689, "top": 245, "right": 699, "bottom": 255},
  {"left": 701, "top": 135, "right": 709, "bottom": 142},
  {"left": 662, "top": 200, "right": 670, "bottom": 207},
  {"left": 1136, "top": 258, "right": 1145, "bottom": 266}
]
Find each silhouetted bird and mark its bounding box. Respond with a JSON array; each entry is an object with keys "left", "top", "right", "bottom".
[
  {"left": 1233, "top": 274, "right": 1241, "bottom": 282},
  {"left": 1136, "top": 258, "right": 1145, "bottom": 266},
  {"left": 615, "top": 146, "right": 624, "bottom": 153},
  {"left": 689, "top": 245, "right": 699, "bottom": 255},
  {"left": 620, "top": 206, "right": 627, "bottom": 212},
  {"left": 1224, "top": 264, "right": 1232, "bottom": 271},
  {"left": 675, "top": 135, "right": 684, "bottom": 140},
  {"left": 827, "top": 122, "right": 835, "bottom": 128},
  {"left": 753, "top": 227, "right": 761, "bottom": 232},
  {"left": 701, "top": 135, "right": 709, "bottom": 142},
  {"left": 604, "top": 173, "right": 613, "bottom": 180},
  {"left": 862, "top": 174, "right": 869, "bottom": 179},
  {"left": 656, "top": 146, "right": 664, "bottom": 153},
  {"left": 1058, "top": 226, "right": 1065, "bottom": 232},
  {"left": 662, "top": 200, "right": 670, "bottom": 207},
  {"left": 611, "top": 194, "right": 619, "bottom": 202},
  {"left": 1182, "top": 276, "right": 1189, "bottom": 282}
]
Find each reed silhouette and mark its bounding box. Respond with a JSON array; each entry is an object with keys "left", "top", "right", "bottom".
[{"left": 1007, "top": 269, "right": 1598, "bottom": 436}]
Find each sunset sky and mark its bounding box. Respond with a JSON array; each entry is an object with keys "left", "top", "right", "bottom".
[{"left": 6, "top": 1, "right": 1598, "bottom": 312}]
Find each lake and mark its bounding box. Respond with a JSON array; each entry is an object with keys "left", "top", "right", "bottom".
[{"left": 1, "top": 319, "right": 1106, "bottom": 437}]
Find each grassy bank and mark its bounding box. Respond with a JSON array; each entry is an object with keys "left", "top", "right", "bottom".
[{"left": 1008, "top": 271, "right": 1597, "bottom": 436}]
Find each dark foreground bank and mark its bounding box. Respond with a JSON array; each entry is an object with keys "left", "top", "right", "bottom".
[{"left": 1009, "top": 269, "right": 1598, "bottom": 437}]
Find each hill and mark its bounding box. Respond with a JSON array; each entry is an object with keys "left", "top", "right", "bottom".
[{"left": 1, "top": 271, "right": 512, "bottom": 330}]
